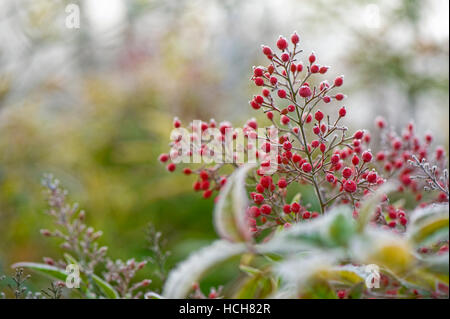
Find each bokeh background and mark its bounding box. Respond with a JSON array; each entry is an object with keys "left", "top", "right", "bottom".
[{"left": 0, "top": 0, "right": 448, "bottom": 293}]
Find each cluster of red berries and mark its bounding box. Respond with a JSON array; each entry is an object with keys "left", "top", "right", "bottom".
[
  {"left": 159, "top": 32, "right": 448, "bottom": 237},
  {"left": 159, "top": 117, "right": 263, "bottom": 200},
  {"left": 374, "top": 117, "right": 449, "bottom": 204},
  {"left": 244, "top": 33, "right": 388, "bottom": 233}
]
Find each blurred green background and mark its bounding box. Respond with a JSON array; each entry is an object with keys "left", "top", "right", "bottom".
[{"left": 0, "top": 0, "right": 448, "bottom": 293}]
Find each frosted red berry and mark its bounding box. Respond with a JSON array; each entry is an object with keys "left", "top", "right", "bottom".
[{"left": 277, "top": 36, "right": 288, "bottom": 50}]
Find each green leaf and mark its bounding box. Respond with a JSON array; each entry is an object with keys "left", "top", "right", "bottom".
[
  {"left": 347, "top": 282, "right": 365, "bottom": 299},
  {"left": 328, "top": 213, "right": 356, "bottom": 246},
  {"left": 63, "top": 253, "right": 79, "bottom": 266},
  {"left": 233, "top": 273, "right": 276, "bottom": 299},
  {"left": 91, "top": 273, "right": 120, "bottom": 299},
  {"left": 239, "top": 265, "right": 262, "bottom": 276},
  {"left": 12, "top": 262, "right": 68, "bottom": 282},
  {"left": 14, "top": 260, "right": 119, "bottom": 299},
  {"left": 213, "top": 163, "right": 255, "bottom": 243}
]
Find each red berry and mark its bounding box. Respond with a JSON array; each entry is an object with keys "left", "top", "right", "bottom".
[
  {"left": 201, "top": 180, "right": 210, "bottom": 190},
  {"left": 159, "top": 153, "right": 169, "bottom": 163},
  {"left": 291, "top": 32, "right": 300, "bottom": 45},
  {"left": 254, "top": 77, "right": 264, "bottom": 86},
  {"left": 326, "top": 173, "right": 335, "bottom": 183},
  {"left": 167, "top": 163, "right": 176, "bottom": 172},
  {"left": 392, "top": 139, "right": 402, "bottom": 150},
  {"left": 283, "top": 204, "right": 291, "bottom": 214},
  {"left": 352, "top": 155, "right": 360, "bottom": 166},
  {"left": 278, "top": 89, "right": 287, "bottom": 98},
  {"left": 262, "top": 46, "right": 273, "bottom": 56},
  {"left": 308, "top": 52, "right": 316, "bottom": 64},
  {"left": 399, "top": 217, "right": 408, "bottom": 226},
  {"left": 281, "top": 115, "right": 290, "bottom": 125},
  {"left": 267, "top": 111, "right": 274, "bottom": 120},
  {"left": 376, "top": 151, "right": 385, "bottom": 161},
  {"left": 291, "top": 202, "right": 300, "bottom": 213},
  {"left": 314, "top": 110, "right": 324, "bottom": 122},
  {"left": 323, "top": 96, "right": 331, "bottom": 103},
  {"left": 193, "top": 181, "right": 201, "bottom": 191},
  {"left": 425, "top": 133, "right": 433, "bottom": 144},
  {"left": 302, "top": 211, "right": 311, "bottom": 219},
  {"left": 302, "top": 162, "right": 312, "bottom": 173},
  {"left": 334, "top": 76, "right": 344, "bottom": 87},
  {"left": 270, "top": 76, "right": 278, "bottom": 85},
  {"left": 299, "top": 85, "right": 312, "bottom": 98},
  {"left": 200, "top": 170, "right": 209, "bottom": 180},
  {"left": 173, "top": 118, "right": 181, "bottom": 128},
  {"left": 339, "top": 107, "right": 346, "bottom": 117},
  {"left": 320, "top": 143, "right": 326, "bottom": 153},
  {"left": 337, "top": 290, "right": 346, "bottom": 299},
  {"left": 203, "top": 189, "right": 213, "bottom": 199},
  {"left": 262, "top": 142, "right": 271, "bottom": 153},
  {"left": 331, "top": 153, "right": 340, "bottom": 164},
  {"left": 278, "top": 178, "right": 288, "bottom": 188},
  {"left": 319, "top": 66, "right": 329, "bottom": 74},
  {"left": 362, "top": 150, "right": 373, "bottom": 163},
  {"left": 250, "top": 100, "right": 261, "bottom": 110},
  {"left": 335, "top": 93, "right": 345, "bottom": 101},
  {"left": 183, "top": 168, "right": 192, "bottom": 175},
  {"left": 277, "top": 36, "right": 288, "bottom": 50},
  {"left": 436, "top": 146, "right": 445, "bottom": 160},
  {"left": 283, "top": 141, "right": 292, "bottom": 151},
  {"left": 256, "top": 183, "right": 265, "bottom": 193},
  {"left": 253, "top": 193, "right": 264, "bottom": 204},
  {"left": 261, "top": 204, "right": 272, "bottom": 215},
  {"left": 281, "top": 52, "right": 290, "bottom": 62},
  {"left": 343, "top": 180, "right": 357, "bottom": 193},
  {"left": 311, "top": 64, "right": 319, "bottom": 73},
  {"left": 253, "top": 67, "right": 264, "bottom": 77},
  {"left": 354, "top": 130, "right": 364, "bottom": 140},
  {"left": 367, "top": 172, "right": 377, "bottom": 183},
  {"left": 297, "top": 63, "right": 303, "bottom": 72},
  {"left": 375, "top": 116, "right": 386, "bottom": 129},
  {"left": 342, "top": 167, "right": 353, "bottom": 178}
]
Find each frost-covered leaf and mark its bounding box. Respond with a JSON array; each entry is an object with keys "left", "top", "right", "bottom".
[
  {"left": 350, "top": 228, "right": 414, "bottom": 275},
  {"left": 326, "top": 264, "right": 369, "bottom": 285},
  {"left": 145, "top": 292, "right": 165, "bottom": 299},
  {"left": 407, "top": 204, "right": 449, "bottom": 246},
  {"left": 258, "top": 206, "right": 354, "bottom": 255},
  {"left": 213, "top": 163, "right": 255, "bottom": 243},
  {"left": 273, "top": 254, "right": 339, "bottom": 299},
  {"left": 162, "top": 240, "right": 247, "bottom": 298},
  {"left": 417, "top": 253, "right": 449, "bottom": 276}
]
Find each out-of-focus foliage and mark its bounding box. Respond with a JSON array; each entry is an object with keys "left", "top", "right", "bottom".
[
  {"left": 0, "top": 0, "right": 448, "bottom": 296},
  {"left": 163, "top": 166, "right": 449, "bottom": 299}
]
